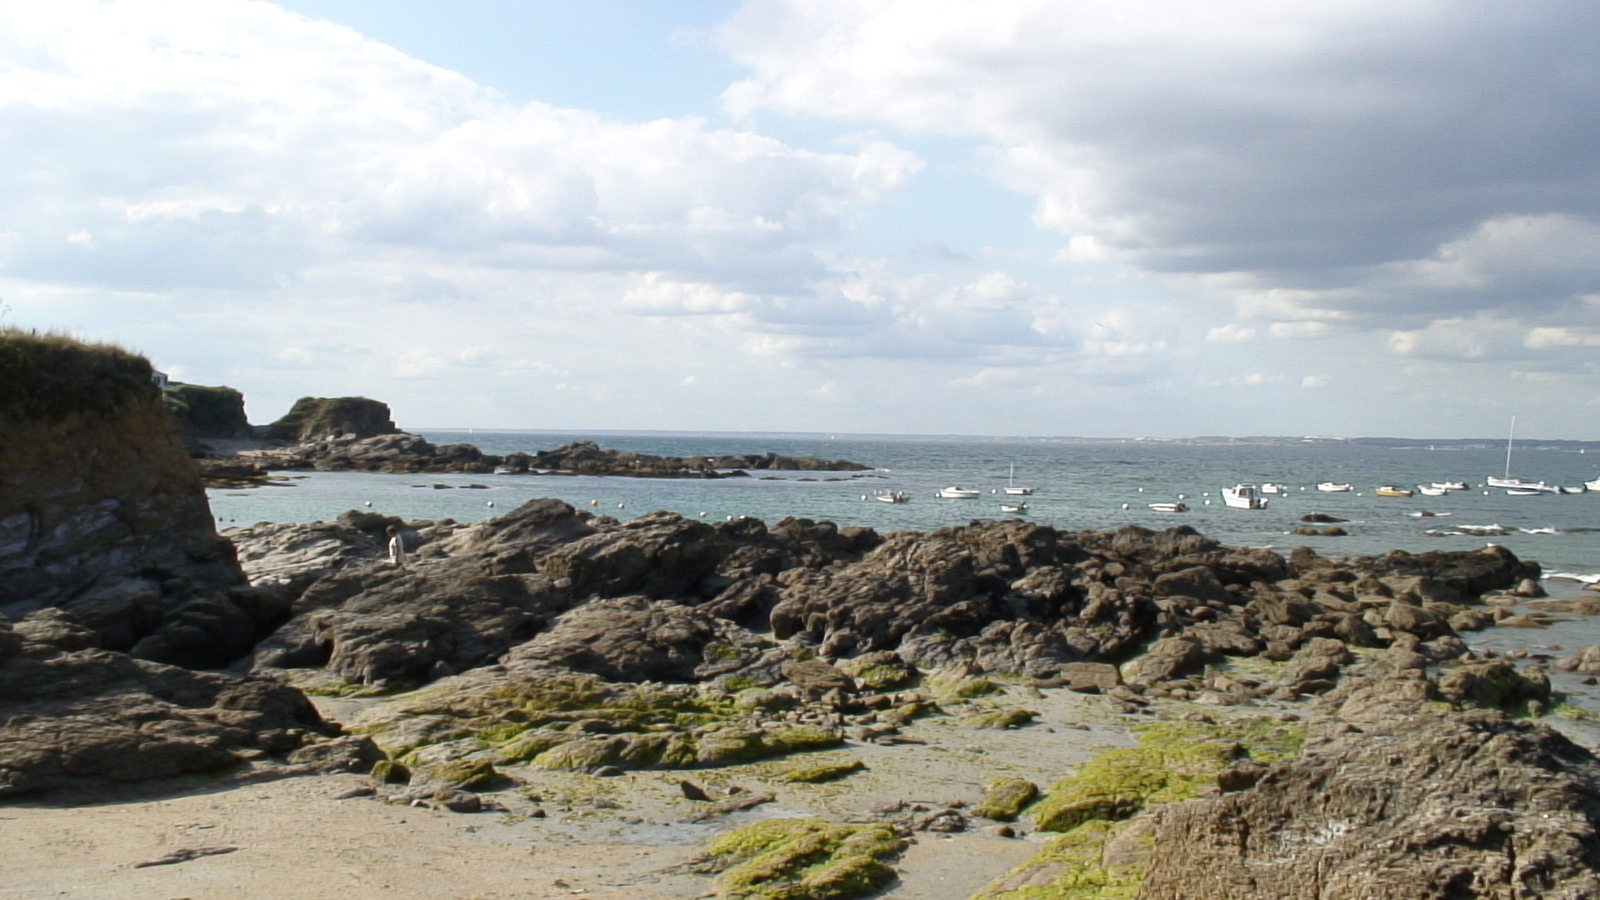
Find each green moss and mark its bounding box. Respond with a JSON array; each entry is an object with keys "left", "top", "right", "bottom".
[
  {"left": 420, "top": 758, "right": 501, "bottom": 790},
  {"left": 1030, "top": 719, "right": 1304, "bottom": 833},
  {"left": 361, "top": 673, "right": 849, "bottom": 774},
  {"left": 1554, "top": 702, "right": 1597, "bottom": 722},
  {"left": 975, "top": 820, "right": 1141, "bottom": 900},
  {"left": 961, "top": 707, "right": 1038, "bottom": 729},
  {"left": 972, "top": 777, "right": 1040, "bottom": 821},
  {"left": 0, "top": 328, "right": 155, "bottom": 423},
  {"left": 779, "top": 759, "right": 866, "bottom": 784},
  {"left": 928, "top": 675, "right": 1002, "bottom": 703},
  {"left": 369, "top": 759, "right": 411, "bottom": 784},
  {"left": 696, "top": 818, "right": 905, "bottom": 900}
]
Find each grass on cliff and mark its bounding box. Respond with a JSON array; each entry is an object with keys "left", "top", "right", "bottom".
[{"left": 0, "top": 328, "right": 156, "bottom": 423}]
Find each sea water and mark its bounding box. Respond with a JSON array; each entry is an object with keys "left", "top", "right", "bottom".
[
  {"left": 209, "top": 430, "right": 1600, "bottom": 577},
  {"left": 206, "top": 430, "right": 1600, "bottom": 717}
]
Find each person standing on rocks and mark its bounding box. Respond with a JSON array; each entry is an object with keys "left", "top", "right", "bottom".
[{"left": 386, "top": 525, "right": 407, "bottom": 569}]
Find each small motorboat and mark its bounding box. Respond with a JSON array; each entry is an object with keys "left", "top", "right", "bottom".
[
  {"left": 1147, "top": 502, "right": 1188, "bottom": 512},
  {"left": 936, "top": 486, "right": 981, "bottom": 499},
  {"left": 1374, "top": 485, "right": 1415, "bottom": 497},
  {"left": 1430, "top": 481, "right": 1467, "bottom": 491},
  {"left": 1559, "top": 485, "right": 1587, "bottom": 494},
  {"left": 873, "top": 490, "right": 909, "bottom": 503},
  {"left": 1316, "top": 482, "right": 1353, "bottom": 492},
  {"left": 1506, "top": 487, "right": 1545, "bottom": 496},
  {"left": 1587, "top": 477, "right": 1600, "bottom": 491},
  {"left": 1416, "top": 485, "right": 1449, "bottom": 497},
  {"left": 1222, "top": 485, "right": 1269, "bottom": 509},
  {"left": 1260, "top": 483, "right": 1290, "bottom": 494},
  {"left": 999, "top": 502, "right": 1029, "bottom": 513}
]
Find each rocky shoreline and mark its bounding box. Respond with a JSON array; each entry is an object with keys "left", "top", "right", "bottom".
[
  {"left": 14, "top": 493, "right": 1600, "bottom": 896},
  {"left": 10, "top": 337, "right": 1600, "bottom": 898}
]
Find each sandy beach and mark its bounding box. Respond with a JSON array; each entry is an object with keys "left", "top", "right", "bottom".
[{"left": 3, "top": 685, "right": 1132, "bottom": 900}]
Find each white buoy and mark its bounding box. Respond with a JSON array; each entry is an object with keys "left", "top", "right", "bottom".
[
  {"left": 486, "top": 501, "right": 494, "bottom": 507},
  {"left": 364, "top": 501, "right": 373, "bottom": 507},
  {"left": 617, "top": 503, "right": 626, "bottom": 509},
  {"left": 1177, "top": 494, "right": 1187, "bottom": 500},
  {"left": 700, "top": 511, "right": 708, "bottom": 517},
  {"left": 1205, "top": 499, "right": 1212, "bottom": 505},
  {"left": 1121, "top": 503, "right": 1130, "bottom": 509},
  {"left": 589, "top": 499, "right": 600, "bottom": 506}
]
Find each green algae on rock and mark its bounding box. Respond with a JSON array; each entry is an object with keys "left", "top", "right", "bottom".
[
  {"left": 1029, "top": 718, "right": 1306, "bottom": 834},
  {"left": 692, "top": 818, "right": 905, "bottom": 900},
  {"left": 778, "top": 758, "right": 866, "bottom": 784},
  {"left": 351, "top": 663, "right": 843, "bottom": 779},
  {"left": 974, "top": 819, "right": 1142, "bottom": 900},
  {"left": 972, "top": 777, "right": 1041, "bottom": 822},
  {"left": 961, "top": 707, "right": 1038, "bottom": 729}
]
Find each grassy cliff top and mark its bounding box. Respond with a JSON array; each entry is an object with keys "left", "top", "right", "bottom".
[{"left": 0, "top": 328, "right": 157, "bottom": 423}]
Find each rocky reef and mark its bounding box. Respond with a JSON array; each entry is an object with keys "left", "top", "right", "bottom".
[{"left": 239, "top": 434, "right": 872, "bottom": 478}]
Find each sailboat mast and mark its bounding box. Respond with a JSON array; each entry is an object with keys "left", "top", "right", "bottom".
[{"left": 1504, "top": 416, "right": 1516, "bottom": 479}]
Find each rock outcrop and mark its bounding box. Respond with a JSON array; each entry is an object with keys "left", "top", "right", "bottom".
[
  {"left": 263, "top": 396, "right": 399, "bottom": 442},
  {"left": 0, "top": 331, "right": 275, "bottom": 668},
  {"left": 1138, "top": 706, "right": 1600, "bottom": 899},
  {"left": 0, "top": 608, "right": 364, "bottom": 798},
  {"left": 162, "top": 382, "right": 251, "bottom": 439}
]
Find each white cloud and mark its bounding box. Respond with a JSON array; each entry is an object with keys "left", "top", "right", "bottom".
[{"left": 720, "top": 1, "right": 1600, "bottom": 336}]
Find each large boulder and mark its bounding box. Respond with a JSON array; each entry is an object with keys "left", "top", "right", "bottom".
[
  {"left": 0, "top": 628, "right": 342, "bottom": 798},
  {"left": 1137, "top": 710, "right": 1600, "bottom": 899}
]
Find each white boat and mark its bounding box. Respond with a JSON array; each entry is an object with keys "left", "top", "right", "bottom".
[
  {"left": 1003, "top": 463, "right": 1034, "bottom": 495},
  {"left": 1222, "top": 484, "right": 1269, "bottom": 509},
  {"left": 1587, "top": 477, "right": 1600, "bottom": 491},
  {"left": 1316, "top": 482, "right": 1353, "bottom": 492},
  {"left": 1374, "top": 485, "right": 1415, "bottom": 497},
  {"left": 999, "top": 502, "right": 1029, "bottom": 513},
  {"left": 936, "top": 486, "right": 981, "bottom": 499},
  {"left": 1260, "top": 483, "right": 1290, "bottom": 494},
  {"left": 1430, "top": 481, "right": 1467, "bottom": 491},
  {"left": 1416, "top": 485, "right": 1449, "bottom": 497},
  {"left": 874, "top": 490, "right": 909, "bottom": 503},
  {"left": 1148, "top": 502, "right": 1188, "bottom": 512},
  {"left": 1559, "top": 485, "right": 1587, "bottom": 494},
  {"left": 1488, "top": 417, "right": 1560, "bottom": 493}
]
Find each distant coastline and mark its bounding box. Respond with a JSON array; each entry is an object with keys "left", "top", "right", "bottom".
[{"left": 414, "top": 427, "right": 1600, "bottom": 453}]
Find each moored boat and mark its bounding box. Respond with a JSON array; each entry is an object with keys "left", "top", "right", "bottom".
[
  {"left": 1222, "top": 484, "right": 1269, "bottom": 509},
  {"left": 1260, "top": 483, "right": 1290, "bottom": 495},
  {"left": 1375, "top": 485, "right": 1415, "bottom": 497},
  {"left": 1430, "top": 481, "right": 1467, "bottom": 491},
  {"left": 874, "top": 490, "right": 909, "bottom": 503},
  {"left": 1148, "top": 501, "right": 1188, "bottom": 512},
  {"left": 1002, "top": 463, "right": 1034, "bottom": 495},
  {"left": 936, "top": 486, "right": 981, "bottom": 499},
  {"left": 999, "top": 502, "right": 1029, "bottom": 513},
  {"left": 1416, "top": 485, "right": 1449, "bottom": 497},
  {"left": 1587, "top": 477, "right": 1600, "bottom": 491},
  {"left": 1316, "top": 482, "right": 1352, "bottom": 492}
]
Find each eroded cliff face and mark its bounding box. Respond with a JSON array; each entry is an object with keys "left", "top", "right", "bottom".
[{"left": 0, "top": 354, "right": 270, "bottom": 667}]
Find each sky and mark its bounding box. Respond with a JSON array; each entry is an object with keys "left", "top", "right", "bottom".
[{"left": 3, "top": 1, "right": 1600, "bottom": 439}]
